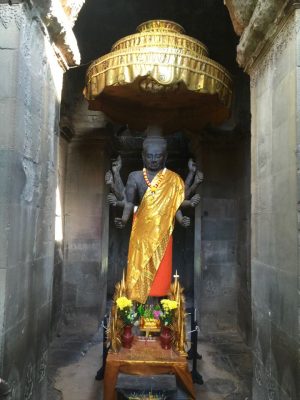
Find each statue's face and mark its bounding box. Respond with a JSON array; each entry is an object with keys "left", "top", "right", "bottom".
[{"left": 142, "top": 144, "right": 167, "bottom": 171}]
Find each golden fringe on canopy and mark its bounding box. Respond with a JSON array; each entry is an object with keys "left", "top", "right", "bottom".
[{"left": 84, "top": 20, "right": 233, "bottom": 132}]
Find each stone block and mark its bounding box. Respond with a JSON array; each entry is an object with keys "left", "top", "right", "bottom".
[
  {"left": 73, "top": 262, "right": 102, "bottom": 308},
  {"left": 32, "top": 257, "right": 54, "bottom": 308},
  {"left": 200, "top": 293, "right": 236, "bottom": 314},
  {"left": 272, "top": 120, "right": 296, "bottom": 175},
  {"left": 4, "top": 262, "right": 31, "bottom": 330},
  {"left": 0, "top": 203, "right": 9, "bottom": 268},
  {"left": 0, "top": 7, "right": 21, "bottom": 50},
  {"left": 6, "top": 204, "right": 38, "bottom": 268},
  {"left": 65, "top": 192, "right": 102, "bottom": 218},
  {"left": 0, "top": 268, "right": 6, "bottom": 371},
  {"left": 202, "top": 197, "right": 236, "bottom": 218},
  {"left": 200, "top": 309, "right": 237, "bottom": 333},
  {"left": 255, "top": 129, "right": 273, "bottom": 181},
  {"left": 272, "top": 75, "right": 294, "bottom": 130},
  {"left": 35, "top": 304, "right": 51, "bottom": 353},
  {"left": 66, "top": 239, "right": 101, "bottom": 263},
  {"left": 51, "top": 249, "right": 63, "bottom": 333},
  {"left": 201, "top": 263, "right": 237, "bottom": 297},
  {"left": 270, "top": 269, "right": 298, "bottom": 337},
  {"left": 34, "top": 209, "right": 56, "bottom": 260},
  {"left": 202, "top": 217, "right": 236, "bottom": 240},
  {"left": 252, "top": 305, "right": 271, "bottom": 365},
  {"left": 3, "top": 317, "right": 36, "bottom": 384},
  {"left": 0, "top": 51, "right": 18, "bottom": 99},
  {"left": 253, "top": 172, "right": 273, "bottom": 213},
  {"left": 252, "top": 355, "right": 267, "bottom": 399},
  {"left": 255, "top": 88, "right": 272, "bottom": 137},
  {"left": 65, "top": 214, "right": 101, "bottom": 242},
  {"left": 272, "top": 36, "right": 293, "bottom": 85},
  {"left": 63, "top": 282, "right": 77, "bottom": 309},
  {"left": 202, "top": 181, "right": 236, "bottom": 199},
  {"left": 202, "top": 240, "right": 236, "bottom": 263},
  {"left": 0, "top": 149, "right": 25, "bottom": 204},
  {"left": 0, "top": 98, "right": 27, "bottom": 152},
  {"left": 252, "top": 212, "right": 276, "bottom": 267},
  {"left": 270, "top": 323, "right": 298, "bottom": 399},
  {"left": 251, "top": 259, "right": 277, "bottom": 313},
  {"left": 115, "top": 373, "right": 177, "bottom": 398},
  {"left": 237, "top": 290, "right": 252, "bottom": 345}
]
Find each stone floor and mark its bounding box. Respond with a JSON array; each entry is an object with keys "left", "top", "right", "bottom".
[{"left": 47, "top": 315, "right": 252, "bottom": 400}]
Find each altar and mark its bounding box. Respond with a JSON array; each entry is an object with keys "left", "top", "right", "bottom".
[{"left": 104, "top": 337, "right": 195, "bottom": 400}]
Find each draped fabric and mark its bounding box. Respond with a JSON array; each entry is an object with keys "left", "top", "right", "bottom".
[
  {"left": 149, "top": 235, "right": 172, "bottom": 297},
  {"left": 126, "top": 169, "right": 184, "bottom": 304}
]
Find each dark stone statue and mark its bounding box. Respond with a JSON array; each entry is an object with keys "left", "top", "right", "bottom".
[
  {"left": 105, "top": 126, "right": 203, "bottom": 227},
  {"left": 105, "top": 125, "right": 203, "bottom": 302}
]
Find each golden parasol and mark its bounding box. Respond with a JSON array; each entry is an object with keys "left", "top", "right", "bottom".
[{"left": 84, "top": 20, "right": 233, "bottom": 133}]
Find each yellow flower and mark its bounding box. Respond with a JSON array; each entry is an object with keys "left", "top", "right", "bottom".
[
  {"left": 116, "top": 296, "right": 132, "bottom": 310},
  {"left": 160, "top": 299, "right": 177, "bottom": 311}
]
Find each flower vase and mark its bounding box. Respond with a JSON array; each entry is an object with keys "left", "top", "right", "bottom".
[
  {"left": 122, "top": 325, "right": 134, "bottom": 349},
  {"left": 160, "top": 326, "right": 172, "bottom": 350}
]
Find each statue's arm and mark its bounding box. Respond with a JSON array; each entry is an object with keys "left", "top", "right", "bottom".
[
  {"left": 111, "top": 156, "right": 125, "bottom": 200},
  {"left": 114, "top": 172, "right": 136, "bottom": 229},
  {"left": 185, "top": 158, "right": 196, "bottom": 195},
  {"left": 107, "top": 193, "right": 125, "bottom": 208},
  {"left": 181, "top": 194, "right": 201, "bottom": 208},
  {"left": 185, "top": 170, "right": 204, "bottom": 198},
  {"left": 176, "top": 210, "right": 190, "bottom": 228}
]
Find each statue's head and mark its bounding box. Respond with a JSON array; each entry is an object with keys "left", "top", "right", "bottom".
[{"left": 142, "top": 127, "right": 167, "bottom": 171}]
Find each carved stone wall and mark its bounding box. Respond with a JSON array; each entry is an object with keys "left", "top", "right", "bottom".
[
  {"left": 62, "top": 136, "right": 110, "bottom": 318},
  {"left": 225, "top": 0, "right": 299, "bottom": 70},
  {"left": 29, "top": 0, "right": 85, "bottom": 66},
  {"left": 250, "top": 11, "right": 300, "bottom": 398},
  {"left": 0, "top": 3, "right": 63, "bottom": 398},
  {"left": 224, "top": 0, "right": 257, "bottom": 35}
]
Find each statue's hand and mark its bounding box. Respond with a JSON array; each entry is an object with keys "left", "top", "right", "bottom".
[
  {"left": 105, "top": 170, "right": 114, "bottom": 186},
  {"left": 115, "top": 217, "right": 126, "bottom": 229},
  {"left": 108, "top": 193, "right": 117, "bottom": 207},
  {"left": 190, "top": 194, "right": 201, "bottom": 207},
  {"left": 194, "top": 170, "right": 204, "bottom": 185},
  {"left": 112, "top": 155, "right": 122, "bottom": 174},
  {"left": 181, "top": 216, "right": 190, "bottom": 228},
  {"left": 188, "top": 158, "right": 197, "bottom": 173}
]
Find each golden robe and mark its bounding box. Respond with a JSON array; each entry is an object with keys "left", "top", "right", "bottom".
[{"left": 126, "top": 169, "right": 185, "bottom": 303}]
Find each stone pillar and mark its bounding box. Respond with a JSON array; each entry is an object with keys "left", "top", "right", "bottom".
[
  {"left": 250, "top": 10, "right": 299, "bottom": 397},
  {"left": 225, "top": 1, "right": 300, "bottom": 397}
]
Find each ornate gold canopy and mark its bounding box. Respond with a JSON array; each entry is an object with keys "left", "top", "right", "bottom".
[{"left": 84, "top": 20, "right": 233, "bottom": 132}]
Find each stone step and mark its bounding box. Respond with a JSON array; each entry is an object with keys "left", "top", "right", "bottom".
[{"left": 115, "top": 373, "right": 192, "bottom": 399}]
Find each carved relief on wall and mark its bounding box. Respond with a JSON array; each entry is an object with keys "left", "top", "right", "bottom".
[
  {"left": 250, "top": 14, "right": 296, "bottom": 87},
  {"left": 0, "top": 2, "right": 23, "bottom": 30},
  {"left": 23, "top": 362, "right": 34, "bottom": 400},
  {"left": 37, "top": 350, "right": 48, "bottom": 383},
  {"left": 7, "top": 367, "right": 21, "bottom": 400},
  {"left": 60, "top": 0, "right": 85, "bottom": 26}
]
